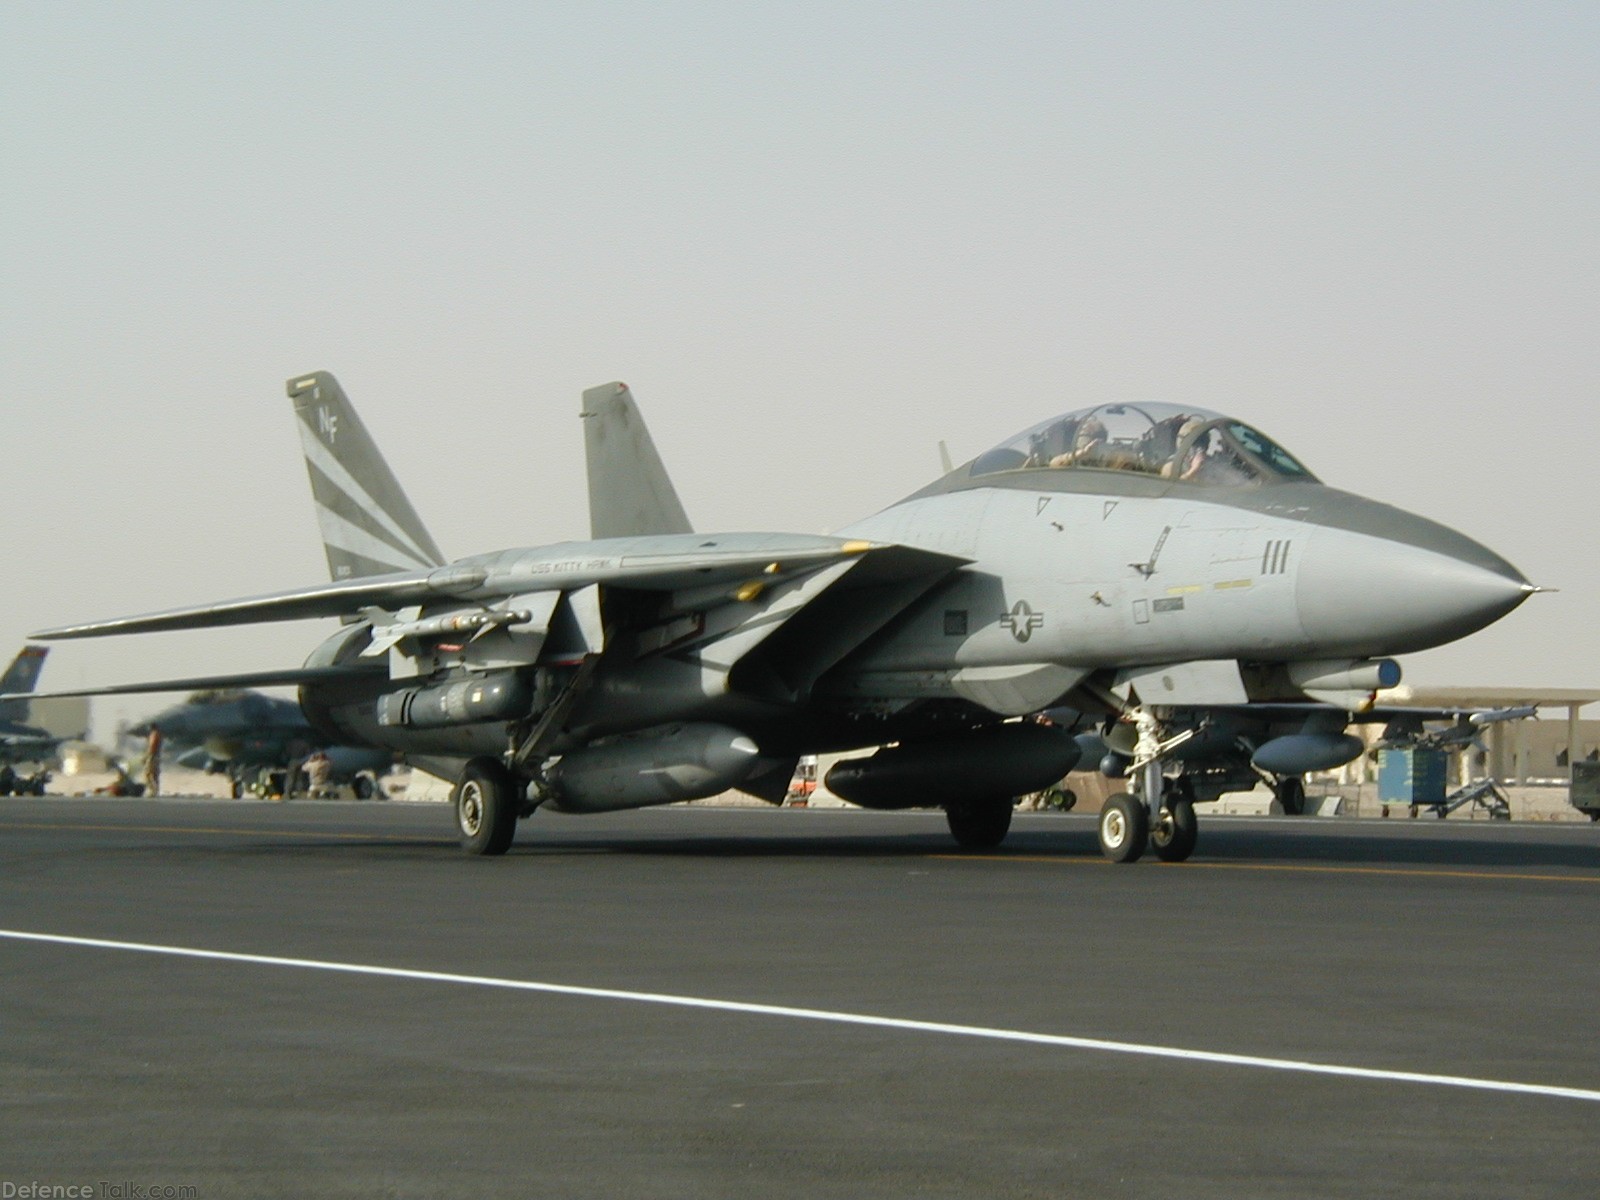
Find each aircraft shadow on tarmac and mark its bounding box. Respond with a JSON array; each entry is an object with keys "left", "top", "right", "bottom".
[
  {"left": 1116, "top": 823, "right": 1599, "bottom": 871},
  {"left": 78, "top": 804, "right": 1597, "bottom": 872},
  {"left": 490, "top": 821, "right": 1600, "bottom": 872}
]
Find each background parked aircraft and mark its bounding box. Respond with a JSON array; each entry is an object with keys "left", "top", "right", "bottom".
[
  {"left": 125, "top": 688, "right": 391, "bottom": 798},
  {"left": 0, "top": 646, "right": 57, "bottom": 795}
]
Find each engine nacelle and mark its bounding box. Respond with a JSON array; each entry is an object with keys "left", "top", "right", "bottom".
[
  {"left": 543, "top": 723, "right": 762, "bottom": 813},
  {"left": 825, "top": 723, "right": 1082, "bottom": 810},
  {"left": 376, "top": 671, "right": 532, "bottom": 729},
  {"left": 1250, "top": 732, "right": 1365, "bottom": 775}
]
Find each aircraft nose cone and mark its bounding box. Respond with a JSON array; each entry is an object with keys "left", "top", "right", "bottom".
[{"left": 1295, "top": 501, "right": 1531, "bottom": 655}]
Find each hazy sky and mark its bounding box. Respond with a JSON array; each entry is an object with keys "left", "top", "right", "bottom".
[{"left": 4, "top": 2, "right": 1596, "bottom": 738}]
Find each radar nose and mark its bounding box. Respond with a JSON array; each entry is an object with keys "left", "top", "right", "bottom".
[{"left": 1294, "top": 502, "right": 1531, "bottom": 655}]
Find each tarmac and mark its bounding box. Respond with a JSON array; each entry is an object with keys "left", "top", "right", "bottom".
[{"left": 2, "top": 796, "right": 1598, "bottom": 1199}]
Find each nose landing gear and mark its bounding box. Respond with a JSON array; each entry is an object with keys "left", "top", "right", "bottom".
[
  {"left": 1097, "top": 793, "right": 1148, "bottom": 862},
  {"left": 1097, "top": 707, "right": 1200, "bottom": 864},
  {"left": 1149, "top": 793, "right": 1198, "bottom": 862}
]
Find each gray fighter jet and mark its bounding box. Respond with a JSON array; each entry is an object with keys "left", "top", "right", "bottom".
[
  {"left": 0, "top": 645, "right": 57, "bottom": 794},
  {"left": 15, "top": 376, "right": 1533, "bottom": 860},
  {"left": 127, "top": 689, "right": 392, "bottom": 798}
]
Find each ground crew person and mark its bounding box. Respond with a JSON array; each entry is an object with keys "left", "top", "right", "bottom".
[{"left": 143, "top": 725, "right": 163, "bottom": 797}]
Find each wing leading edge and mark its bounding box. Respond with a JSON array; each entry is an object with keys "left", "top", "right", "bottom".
[
  {"left": 31, "top": 538, "right": 969, "bottom": 642},
  {"left": 3, "top": 664, "right": 387, "bottom": 702}
]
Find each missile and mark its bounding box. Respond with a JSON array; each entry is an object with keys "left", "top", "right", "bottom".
[
  {"left": 1469, "top": 705, "right": 1537, "bottom": 726},
  {"left": 363, "top": 608, "right": 533, "bottom": 656}
]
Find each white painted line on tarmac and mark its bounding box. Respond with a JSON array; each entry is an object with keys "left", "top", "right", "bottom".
[{"left": 5, "top": 927, "right": 1598, "bottom": 1105}]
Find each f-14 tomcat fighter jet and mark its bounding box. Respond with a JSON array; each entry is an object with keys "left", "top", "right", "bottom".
[{"left": 20, "top": 376, "right": 1533, "bottom": 860}]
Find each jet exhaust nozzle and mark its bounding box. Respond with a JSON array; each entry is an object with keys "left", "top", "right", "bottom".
[
  {"left": 544, "top": 722, "right": 762, "bottom": 813},
  {"left": 826, "top": 723, "right": 1082, "bottom": 810},
  {"left": 1250, "top": 732, "right": 1365, "bottom": 775},
  {"left": 375, "top": 671, "right": 532, "bottom": 729}
]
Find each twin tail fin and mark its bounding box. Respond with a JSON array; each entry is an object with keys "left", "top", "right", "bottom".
[
  {"left": 288, "top": 372, "right": 446, "bottom": 580},
  {"left": 581, "top": 382, "right": 693, "bottom": 540}
]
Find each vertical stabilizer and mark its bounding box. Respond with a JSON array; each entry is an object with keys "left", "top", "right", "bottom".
[
  {"left": 581, "top": 382, "right": 693, "bottom": 539},
  {"left": 0, "top": 646, "right": 47, "bottom": 722},
  {"left": 287, "top": 372, "right": 446, "bottom": 580}
]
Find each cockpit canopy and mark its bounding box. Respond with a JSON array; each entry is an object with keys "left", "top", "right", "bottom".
[{"left": 967, "top": 402, "right": 1315, "bottom": 488}]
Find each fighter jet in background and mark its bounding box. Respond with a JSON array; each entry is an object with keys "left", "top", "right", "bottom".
[
  {"left": 1, "top": 645, "right": 58, "bottom": 795},
  {"left": 125, "top": 689, "right": 392, "bottom": 798},
  {"left": 14, "top": 374, "right": 1533, "bottom": 859}
]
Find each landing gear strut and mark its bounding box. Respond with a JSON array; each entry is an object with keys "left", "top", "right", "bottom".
[{"left": 455, "top": 757, "right": 519, "bottom": 856}]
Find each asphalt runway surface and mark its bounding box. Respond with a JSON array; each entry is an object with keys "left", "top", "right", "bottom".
[{"left": 2, "top": 798, "right": 1598, "bottom": 1199}]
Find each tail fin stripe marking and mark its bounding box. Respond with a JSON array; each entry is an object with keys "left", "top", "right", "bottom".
[
  {"left": 303, "top": 461, "right": 437, "bottom": 573},
  {"left": 296, "top": 421, "right": 442, "bottom": 569},
  {"left": 312, "top": 503, "right": 438, "bottom": 575}
]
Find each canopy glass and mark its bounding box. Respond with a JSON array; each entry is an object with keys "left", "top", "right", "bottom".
[{"left": 967, "top": 402, "right": 1315, "bottom": 487}]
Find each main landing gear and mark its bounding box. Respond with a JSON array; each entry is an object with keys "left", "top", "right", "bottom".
[
  {"left": 1270, "top": 775, "right": 1306, "bottom": 816},
  {"left": 454, "top": 757, "right": 519, "bottom": 856},
  {"left": 945, "top": 798, "right": 1014, "bottom": 849}
]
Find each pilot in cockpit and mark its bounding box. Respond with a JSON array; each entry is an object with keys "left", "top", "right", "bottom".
[
  {"left": 1143, "top": 414, "right": 1193, "bottom": 473},
  {"left": 1172, "top": 423, "right": 1258, "bottom": 485},
  {"left": 1051, "top": 416, "right": 1107, "bottom": 467},
  {"left": 1161, "top": 417, "right": 1207, "bottom": 480},
  {"left": 1024, "top": 417, "right": 1079, "bottom": 468}
]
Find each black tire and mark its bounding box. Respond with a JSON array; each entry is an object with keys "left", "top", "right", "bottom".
[
  {"left": 1098, "top": 792, "right": 1148, "bottom": 863},
  {"left": 352, "top": 773, "right": 376, "bottom": 800},
  {"left": 1274, "top": 776, "right": 1306, "bottom": 816},
  {"left": 455, "top": 758, "right": 519, "bottom": 856},
  {"left": 945, "top": 799, "right": 1013, "bottom": 849},
  {"left": 1151, "top": 797, "right": 1198, "bottom": 863},
  {"left": 229, "top": 776, "right": 244, "bottom": 799}
]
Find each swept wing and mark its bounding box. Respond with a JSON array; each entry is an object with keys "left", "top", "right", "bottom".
[{"left": 31, "top": 535, "right": 943, "bottom": 642}]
